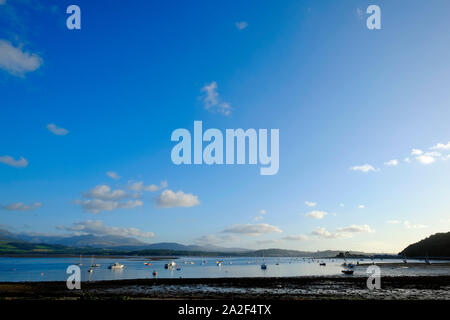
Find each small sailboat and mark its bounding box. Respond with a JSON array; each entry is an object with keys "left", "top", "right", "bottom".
[
  {"left": 261, "top": 262, "right": 267, "bottom": 270},
  {"left": 76, "top": 254, "right": 83, "bottom": 266},
  {"left": 152, "top": 271, "right": 158, "bottom": 276},
  {"left": 144, "top": 262, "right": 152, "bottom": 266},
  {"left": 88, "top": 268, "right": 93, "bottom": 273},
  {"left": 342, "top": 268, "right": 354, "bottom": 275},
  {"left": 164, "top": 261, "right": 176, "bottom": 269},
  {"left": 402, "top": 254, "right": 407, "bottom": 264},
  {"left": 425, "top": 255, "right": 431, "bottom": 265},
  {"left": 108, "top": 262, "right": 124, "bottom": 270},
  {"left": 90, "top": 256, "right": 100, "bottom": 268}
]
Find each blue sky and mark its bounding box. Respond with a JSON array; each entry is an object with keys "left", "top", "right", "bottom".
[{"left": 1, "top": 0, "right": 450, "bottom": 253}]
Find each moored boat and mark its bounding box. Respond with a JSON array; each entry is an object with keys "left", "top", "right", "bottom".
[{"left": 108, "top": 262, "right": 124, "bottom": 270}]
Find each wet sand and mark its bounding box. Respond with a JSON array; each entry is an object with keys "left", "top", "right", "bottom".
[{"left": 1, "top": 275, "right": 449, "bottom": 300}]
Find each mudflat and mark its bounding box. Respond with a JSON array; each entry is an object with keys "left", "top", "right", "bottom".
[{"left": 1, "top": 275, "right": 449, "bottom": 300}]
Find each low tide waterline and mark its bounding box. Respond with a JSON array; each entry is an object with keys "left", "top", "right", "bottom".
[{"left": 1, "top": 256, "right": 449, "bottom": 282}]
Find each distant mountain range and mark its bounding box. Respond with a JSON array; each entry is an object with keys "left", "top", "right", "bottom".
[
  {"left": 0, "top": 229, "right": 248, "bottom": 253},
  {"left": 7, "top": 228, "right": 447, "bottom": 258},
  {"left": 399, "top": 232, "right": 450, "bottom": 257}
]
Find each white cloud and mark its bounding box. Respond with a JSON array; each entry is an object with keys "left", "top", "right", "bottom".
[
  {"left": 222, "top": 223, "right": 282, "bottom": 236},
  {"left": 0, "top": 155, "right": 28, "bottom": 168},
  {"left": 411, "top": 148, "right": 423, "bottom": 156},
  {"left": 312, "top": 224, "right": 374, "bottom": 239},
  {"left": 255, "top": 239, "right": 281, "bottom": 246},
  {"left": 404, "top": 221, "right": 427, "bottom": 229},
  {"left": 0, "top": 40, "right": 42, "bottom": 76},
  {"left": 305, "top": 210, "right": 328, "bottom": 219},
  {"left": 430, "top": 142, "right": 450, "bottom": 150},
  {"left": 336, "top": 224, "right": 374, "bottom": 234},
  {"left": 156, "top": 189, "right": 200, "bottom": 208},
  {"left": 404, "top": 157, "right": 411, "bottom": 163},
  {"left": 75, "top": 199, "right": 143, "bottom": 214},
  {"left": 129, "top": 180, "right": 168, "bottom": 192},
  {"left": 304, "top": 201, "right": 317, "bottom": 207},
  {"left": 358, "top": 204, "right": 365, "bottom": 209},
  {"left": 349, "top": 164, "right": 377, "bottom": 173},
  {"left": 59, "top": 220, "right": 155, "bottom": 239},
  {"left": 259, "top": 209, "right": 267, "bottom": 215},
  {"left": 1, "top": 202, "right": 42, "bottom": 211},
  {"left": 386, "top": 220, "right": 401, "bottom": 224},
  {"left": 106, "top": 171, "right": 120, "bottom": 180},
  {"left": 416, "top": 154, "right": 436, "bottom": 165},
  {"left": 254, "top": 216, "right": 264, "bottom": 221},
  {"left": 200, "top": 81, "right": 232, "bottom": 116},
  {"left": 83, "top": 185, "right": 128, "bottom": 201},
  {"left": 283, "top": 234, "right": 308, "bottom": 241},
  {"left": 311, "top": 227, "right": 336, "bottom": 239},
  {"left": 235, "top": 21, "right": 248, "bottom": 30},
  {"left": 193, "top": 234, "right": 237, "bottom": 245},
  {"left": 46, "top": 123, "right": 69, "bottom": 136},
  {"left": 384, "top": 159, "right": 398, "bottom": 166}
]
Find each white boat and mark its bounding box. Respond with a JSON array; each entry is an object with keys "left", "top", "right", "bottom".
[
  {"left": 90, "top": 256, "right": 100, "bottom": 268},
  {"left": 164, "top": 261, "right": 176, "bottom": 269},
  {"left": 76, "top": 254, "right": 83, "bottom": 266},
  {"left": 108, "top": 262, "right": 124, "bottom": 270}
]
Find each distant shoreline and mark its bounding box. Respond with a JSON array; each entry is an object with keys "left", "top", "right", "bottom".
[{"left": 0, "top": 254, "right": 177, "bottom": 260}]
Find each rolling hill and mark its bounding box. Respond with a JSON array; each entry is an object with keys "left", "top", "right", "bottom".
[{"left": 399, "top": 232, "right": 450, "bottom": 257}]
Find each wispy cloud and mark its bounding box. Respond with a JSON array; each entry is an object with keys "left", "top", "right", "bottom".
[
  {"left": 222, "top": 223, "right": 282, "bottom": 236},
  {"left": 416, "top": 153, "right": 438, "bottom": 165},
  {"left": 304, "top": 201, "right": 317, "bottom": 207},
  {"left": 283, "top": 234, "right": 308, "bottom": 241},
  {"left": 349, "top": 164, "right": 378, "bottom": 173},
  {"left": 200, "top": 81, "right": 232, "bottom": 116},
  {"left": 75, "top": 199, "right": 143, "bottom": 214},
  {"left": 156, "top": 189, "right": 200, "bottom": 208},
  {"left": 106, "top": 171, "right": 120, "bottom": 180},
  {"left": 1, "top": 202, "right": 42, "bottom": 211},
  {"left": 235, "top": 21, "right": 248, "bottom": 30},
  {"left": 305, "top": 210, "right": 328, "bottom": 219},
  {"left": 312, "top": 224, "right": 374, "bottom": 239},
  {"left": 0, "top": 155, "right": 28, "bottom": 168},
  {"left": 46, "top": 123, "right": 69, "bottom": 136},
  {"left": 76, "top": 184, "right": 143, "bottom": 213},
  {"left": 0, "top": 40, "right": 42, "bottom": 76},
  {"left": 386, "top": 220, "right": 427, "bottom": 229},
  {"left": 193, "top": 234, "right": 237, "bottom": 246},
  {"left": 58, "top": 220, "right": 155, "bottom": 239},
  {"left": 384, "top": 159, "right": 398, "bottom": 166},
  {"left": 129, "top": 180, "right": 168, "bottom": 192},
  {"left": 83, "top": 185, "right": 129, "bottom": 201},
  {"left": 403, "top": 221, "right": 427, "bottom": 229},
  {"left": 431, "top": 141, "right": 450, "bottom": 150}
]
